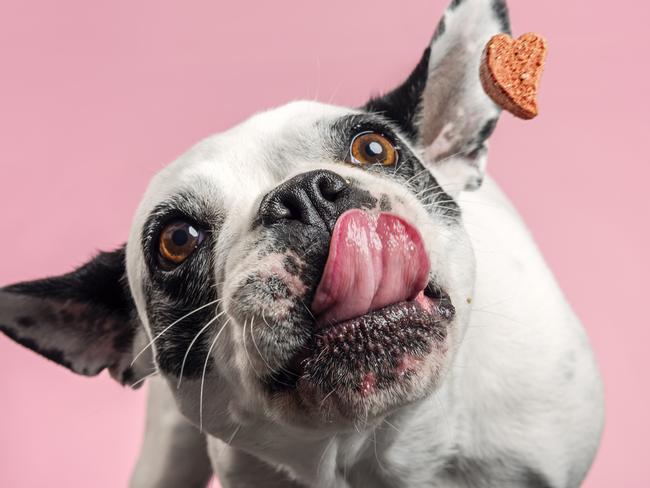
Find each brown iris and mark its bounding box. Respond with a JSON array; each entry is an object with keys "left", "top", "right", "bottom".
[
  {"left": 158, "top": 220, "right": 203, "bottom": 267},
  {"left": 348, "top": 132, "right": 398, "bottom": 167}
]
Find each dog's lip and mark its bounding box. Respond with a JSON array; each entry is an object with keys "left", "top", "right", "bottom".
[
  {"left": 312, "top": 286, "right": 453, "bottom": 351},
  {"left": 265, "top": 283, "right": 454, "bottom": 394},
  {"left": 316, "top": 284, "right": 448, "bottom": 332}
]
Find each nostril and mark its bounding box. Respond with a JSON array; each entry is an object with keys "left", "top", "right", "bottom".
[
  {"left": 316, "top": 174, "right": 348, "bottom": 203},
  {"left": 278, "top": 193, "right": 303, "bottom": 220},
  {"left": 259, "top": 195, "right": 295, "bottom": 226},
  {"left": 319, "top": 181, "right": 339, "bottom": 202}
]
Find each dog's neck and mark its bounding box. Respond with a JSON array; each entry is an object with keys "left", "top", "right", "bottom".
[{"left": 218, "top": 387, "right": 455, "bottom": 487}]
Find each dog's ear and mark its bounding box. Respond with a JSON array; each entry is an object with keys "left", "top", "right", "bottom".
[
  {"left": 365, "top": 0, "right": 511, "bottom": 193},
  {"left": 0, "top": 247, "right": 153, "bottom": 388}
]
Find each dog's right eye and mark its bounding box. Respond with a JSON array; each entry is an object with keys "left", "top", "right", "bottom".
[
  {"left": 347, "top": 131, "right": 398, "bottom": 167},
  {"left": 158, "top": 220, "right": 205, "bottom": 269}
]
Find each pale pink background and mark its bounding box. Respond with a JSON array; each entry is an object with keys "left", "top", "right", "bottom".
[{"left": 0, "top": 0, "right": 648, "bottom": 486}]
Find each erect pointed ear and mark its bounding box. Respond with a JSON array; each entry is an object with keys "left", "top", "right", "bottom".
[
  {"left": 365, "top": 0, "right": 511, "bottom": 193},
  {"left": 0, "top": 247, "right": 154, "bottom": 388}
]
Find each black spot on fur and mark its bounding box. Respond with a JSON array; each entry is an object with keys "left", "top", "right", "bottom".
[
  {"left": 492, "top": 0, "right": 511, "bottom": 34},
  {"left": 364, "top": 47, "right": 431, "bottom": 141},
  {"left": 432, "top": 15, "right": 445, "bottom": 41},
  {"left": 379, "top": 194, "right": 392, "bottom": 212},
  {"left": 450, "top": 0, "right": 464, "bottom": 10},
  {"left": 477, "top": 118, "right": 498, "bottom": 147},
  {"left": 442, "top": 456, "right": 554, "bottom": 488},
  {"left": 283, "top": 254, "right": 302, "bottom": 276},
  {"left": 523, "top": 468, "right": 555, "bottom": 488},
  {"left": 16, "top": 316, "right": 35, "bottom": 327}
]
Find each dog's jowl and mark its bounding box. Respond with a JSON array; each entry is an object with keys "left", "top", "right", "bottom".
[{"left": 0, "top": 1, "right": 604, "bottom": 487}]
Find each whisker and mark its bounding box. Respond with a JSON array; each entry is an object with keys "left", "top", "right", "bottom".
[
  {"left": 227, "top": 424, "right": 242, "bottom": 445},
  {"left": 403, "top": 167, "right": 432, "bottom": 186},
  {"left": 373, "top": 429, "right": 388, "bottom": 473},
  {"left": 260, "top": 309, "right": 274, "bottom": 331},
  {"left": 298, "top": 240, "right": 320, "bottom": 261},
  {"left": 258, "top": 311, "right": 304, "bottom": 381},
  {"left": 320, "top": 386, "right": 338, "bottom": 408},
  {"left": 131, "top": 298, "right": 221, "bottom": 366},
  {"left": 129, "top": 370, "right": 158, "bottom": 389},
  {"left": 249, "top": 318, "right": 274, "bottom": 373},
  {"left": 382, "top": 419, "right": 402, "bottom": 434},
  {"left": 316, "top": 436, "right": 337, "bottom": 479},
  {"left": 434, "top": 149, "right": 471, "bottom": 165},
  {"left": 298, "top": 297, "right": 316, "bottom": 322},
  {"left": 242, "top": 317, "right": 263, "bottom": 380},
  {"left": 177, "top": 308, "right": 227, "bottom": 389},
  {"left": 199, "top": 316, "right": 232, "bottom": 432}
]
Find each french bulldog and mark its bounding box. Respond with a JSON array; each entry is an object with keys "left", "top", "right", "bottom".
[{"left": 0, "top": 0, "right": 604, "bottom": 486}]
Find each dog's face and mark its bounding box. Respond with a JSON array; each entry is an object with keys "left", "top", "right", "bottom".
[
  {"left": 127, "top": 102, "right": 474, "bottom": 430},
  {"left": 0, "top": 0, "right": 509, "bottom": 435}
]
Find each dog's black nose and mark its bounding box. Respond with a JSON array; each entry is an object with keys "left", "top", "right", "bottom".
[{"left": 259, "top": 170, "right": 350, "bottom": 229}]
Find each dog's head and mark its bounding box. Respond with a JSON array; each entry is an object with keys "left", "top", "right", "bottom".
[{"left": 0, "top": 0, "right": 509, "bottom": 433}]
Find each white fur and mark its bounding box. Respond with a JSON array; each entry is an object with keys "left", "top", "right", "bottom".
[
  {"left": 121, "top": 0, "right": 604, "bottom": 484},
  {"left": 122, "top": 100, "right": 603, "bottom": 488},
  {"left": 0, "top": 1, "right": 604, "bottom": 486}
]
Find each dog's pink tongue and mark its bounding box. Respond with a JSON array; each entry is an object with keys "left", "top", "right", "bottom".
[{"left": 311, "top": 209, "right": 430, "bottom": 325}]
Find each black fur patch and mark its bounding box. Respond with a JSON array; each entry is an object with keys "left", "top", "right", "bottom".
[
  {"left": 450, "top": 0, "right": 464, "bottom": 10},
  {"left": 363, "top": 47, "right": 431, "bottom": 141},
  {"left": 283, "top": 254, "right": 303, "bottom": 276},
  {"left": 492, "top": 0, "right": 512, "bottom": 34},
  {"left": 379, "top": 194, "right": 392, "bottom": 212},
  {"left": 523, "top": 468, "right": 555, "bottom": 488},
  {"left": 477, "top": 118, "right": 498, "bottom": 146},
  {"left": 143, "top": 269, "right": 217, "bottom": 378},
  {"left": 141, "top": 192, "right": 223, "bottom": 378},
  {"left": 5, "top": 247, "right": 134, "bottom": 321},
  {"left": 432, "top": 15, "right": 446, "bottom": 41}
]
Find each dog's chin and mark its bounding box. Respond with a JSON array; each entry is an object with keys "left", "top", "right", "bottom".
[{"left": 263, "top": 287, "right": 454, "bottom": 428}]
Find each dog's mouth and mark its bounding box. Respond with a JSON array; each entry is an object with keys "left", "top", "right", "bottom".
[{"left": 265, "top": 210, "right": 454, "bottom": 406}]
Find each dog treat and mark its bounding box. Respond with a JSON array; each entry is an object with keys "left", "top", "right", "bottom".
[{"left": 480, "top": 33, "right": 547, "bottom": 119}]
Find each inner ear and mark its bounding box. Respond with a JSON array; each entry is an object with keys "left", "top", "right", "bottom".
[{"left": 0, "top": 247, "right": 153, "bottom": 387}]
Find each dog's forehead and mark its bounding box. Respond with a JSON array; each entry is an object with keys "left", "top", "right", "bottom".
[{"left": 139, "top": 100, "right": 355, "bottom": 211}]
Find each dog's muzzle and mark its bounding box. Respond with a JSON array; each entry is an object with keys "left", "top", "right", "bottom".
[{"left": 251, "top": 170, "right": 454, "bottom": 406}]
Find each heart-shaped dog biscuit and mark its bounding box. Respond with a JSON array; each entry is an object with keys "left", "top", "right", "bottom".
[{"left": 480, "top": 33, "right": 547, "bottom": 119}]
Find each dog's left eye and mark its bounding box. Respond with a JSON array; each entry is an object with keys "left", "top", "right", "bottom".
[
  {"left": 347, "top": 132, "right": 398, "bottom": 167},
  {"left": 158, "top": 220, "right": 205, "bottom": 269}
]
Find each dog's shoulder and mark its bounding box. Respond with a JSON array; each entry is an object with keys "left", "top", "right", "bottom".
[{"left": 453, "top": 175, "right": 604, "bottom": 486}]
